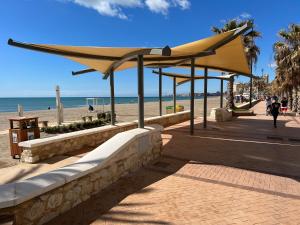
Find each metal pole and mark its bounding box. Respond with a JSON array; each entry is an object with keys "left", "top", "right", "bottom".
[
  {"left": 173, "top": 77, "right": 176, "bottom": 113},
  {"left": 190, "top": 58, "right": 195, "bottom": 135},
  {"left": 249, "top": 23, "right": 254, "bottom": 108},
  {"left": 137, "top": 55, "right": 144, "bottom": 128},
  {"left": 159, "top": 68, "right": 162, "bottom": 116},
  {"left": 220, "top": 79, "right": 224, "bottom": 108},
  {"left": 110, "top": 70, "right": 115, "bottom": 125},
  {"left": 203, "top": 67, "right": 208, "bottom": 128}
]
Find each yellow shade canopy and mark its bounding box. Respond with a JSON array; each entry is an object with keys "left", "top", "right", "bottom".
[{"left": 8, "top": 24, "right": 251, "bottom": 76}]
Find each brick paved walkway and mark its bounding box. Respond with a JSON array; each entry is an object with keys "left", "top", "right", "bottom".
[{"left": 46, "top": 102, "right": 300, "bottom": 225}]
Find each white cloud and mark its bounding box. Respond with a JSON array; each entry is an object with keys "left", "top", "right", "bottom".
[
  {"left": 219, "top": 12, "right": 252, "bottom": 24},
  {"left": 240, "top": 12, "right": 251, "bottom": 19},
  {"left": 65, "top": 0, "right": 191, "bottom": 19},
  {"left": 268, "top": 62, "right": 277, "bottom": 69},
  {"left": 71, "top": 0, "right": 143, "bottom": 19},
  {"left": 173, "top": 0, "right": 190, "bottom": 10},
  {"left": 145, "top": 0, "right": 170, "bottom": 15}
]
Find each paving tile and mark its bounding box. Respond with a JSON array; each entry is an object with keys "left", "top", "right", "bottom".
[{"left": 43, "top": 102, "right": 300, "bottom": 224}]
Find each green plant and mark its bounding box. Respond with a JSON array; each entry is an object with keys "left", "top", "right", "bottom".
[{"left": 42, "top": 117, "right": 111, "bottom": 134}]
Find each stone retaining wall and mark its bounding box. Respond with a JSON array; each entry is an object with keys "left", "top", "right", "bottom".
[
  {"left": 19, "top": 111, "right": 190, "bottom": 163},
  {"left": 236, "top": 100, "right": 260, "bottom": 109},
  {"left": 0, "top": 125, "right": 163, "bottom": 225}
]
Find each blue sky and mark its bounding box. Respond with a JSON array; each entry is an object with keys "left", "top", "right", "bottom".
[{"left": 1, "top": 0, "right": 299, "bottom": 97}]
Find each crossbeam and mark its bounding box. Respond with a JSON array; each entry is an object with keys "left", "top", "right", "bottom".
[{"left": 71, "top": 50, "right": 215, "bottom": 78}]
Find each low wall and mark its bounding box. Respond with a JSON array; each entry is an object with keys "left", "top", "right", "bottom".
[
  {"left": 235, "top": 99, "right": 260, "bottom": 109},
  {"left": 210, "top": 108, "right": 232, "bottom": 122},
  {"left": 19, "top": 111, "right": 190, "bottom": 163},
  {"left": 0, "top": 125, "right": 163, "bottom": 225}
]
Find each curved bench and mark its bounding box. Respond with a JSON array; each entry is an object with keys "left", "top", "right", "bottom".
[{"left": 0, "top": 125, "right": 163, "bottom": 225}]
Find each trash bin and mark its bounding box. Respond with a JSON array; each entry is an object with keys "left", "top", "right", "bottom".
[
  {"left": 9, "top": 117, "right": 40, "bottom": 159},
  {"left": 166, "top": 105, "right": 184, "bottom": 114}
]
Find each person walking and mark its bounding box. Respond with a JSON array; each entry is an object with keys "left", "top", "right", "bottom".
[
  {"left": 280, "top": 97, "right": 288, "bottom": 116},
  {"left": 271, "top": 97, "right": 281, "bottom": 128},
  {"left": 265, "top": 96, "right": 272, "bottom": 116}
]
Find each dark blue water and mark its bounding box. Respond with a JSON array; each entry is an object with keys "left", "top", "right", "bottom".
[{"left": 0, "top": 97, "right": 202, "bottom": 112}]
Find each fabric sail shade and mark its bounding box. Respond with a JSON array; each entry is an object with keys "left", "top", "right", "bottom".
[{"left": 8, "top": 25, "right": 251, "bottom": 76}]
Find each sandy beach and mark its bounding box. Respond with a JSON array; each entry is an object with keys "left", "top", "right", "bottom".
[
  {"left": 0, "top": 97, "right": 221, "bottom": 131},
  {"left": 0, "top": 97, "right": 221, "bottom": 168}
]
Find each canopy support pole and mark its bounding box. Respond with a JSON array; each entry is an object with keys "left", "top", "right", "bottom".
[
  {"left": 220, "top": 79, "right": 224, "bottom": 108},
  {"left": 159, "top": 68, "right": 162, "bottom": 116},
  {"left": 110, "top": 70, "right": 115, "bottom": 125},
  {"left": 190, "top": 58, "right": 195, "bottom": 135},
  {"left": 173, "top": 77, "right": 176, "bottom": 113},
  {"left": 203, "top": 67, "right": 208, "bottom": 128},
  {"left": 249, "top": 23, "right": 254, "bottom": 108},
  {"left": 137, "top": 55, "right": 144, "bottom": 128},
  {"left": 250, "top": 76, "right": 253, "bottom": 108}
]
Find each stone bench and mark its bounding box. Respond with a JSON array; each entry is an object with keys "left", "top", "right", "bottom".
[
  {"left": 0, "top": 125, "right": 163, "bottom": 225},
  {"left": 210, "top": 108, "right": 232, "bottom": 122}
]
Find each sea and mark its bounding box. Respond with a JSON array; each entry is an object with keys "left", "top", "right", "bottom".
[{"left": 0, "top": 97, "right": 204, "bottom": 113}]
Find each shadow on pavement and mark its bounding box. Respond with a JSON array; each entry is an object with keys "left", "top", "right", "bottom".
[{"left": 45, "top": 159, "right": 186, "bottom": 225}]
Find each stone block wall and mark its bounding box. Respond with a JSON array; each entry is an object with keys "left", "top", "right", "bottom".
[
  {"left": 19, "top": 111, "right": 190, "bottom": 163},
  {"left": 210, "top": 108, "right": 232, "bottom": 122},
  {"left": 20, "top": 123, "right": 136, "bottom": 163},
  {"left": 0, "top": 125, "right": 163, "bottom": 225},
  {"left": 236, "top": 99, "right": 260, "bottom": 109}
]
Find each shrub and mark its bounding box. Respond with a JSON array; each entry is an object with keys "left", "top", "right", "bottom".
[
  {"left": 42, "top": 118, "right": 111, "bottom": 134},
  {"left": 97, "top": 112, "right": 106, "bottom": 120}
]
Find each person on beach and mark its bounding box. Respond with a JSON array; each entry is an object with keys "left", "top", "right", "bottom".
[
  {"left": 280, "top": 97, "right": 288, "bottom": 116},
  {"left": 88, "top": 104, "right": 94, "bottom": 112},
  {"left": 265, "top": 96, "right": 272, "bottom": 116},
  {"left": 271, "top": 97, "right": 281, "bottom": 128}
]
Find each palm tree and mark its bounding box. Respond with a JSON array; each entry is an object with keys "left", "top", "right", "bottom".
[
  {"left": 211, "top": 19, "right": 261, "bottom": 109},
  {"left": 273, "top": 24, "right": 300, "bottom": 112},
  {"left": 253, "top": 76, "right": 268, "bottom": 97}
]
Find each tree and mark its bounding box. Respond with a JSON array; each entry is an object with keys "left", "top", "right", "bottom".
[
  {"left": 273, "top": 24, "right": 300, "bottom": 112},
  {"left": 253, "top": 76, "right": 268, "bottom": 96},
  {"left": 211, "top": 19, "right": 261, "bottom": 108}
]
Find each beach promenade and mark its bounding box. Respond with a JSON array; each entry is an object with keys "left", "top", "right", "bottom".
[{"left": 41, "top": 101, "right": 300, "bottom": 225}]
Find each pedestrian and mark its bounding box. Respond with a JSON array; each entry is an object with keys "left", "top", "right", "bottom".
[
  {"left": 280, "top": 97, "right": 288, "bottom": 116},
  {"left": 270, "top": 97, "right": 281, "bottom": 128},
  {"left": 88, "top": 104, "right": 94, "bottom": 112},
  {"left": 265, "top": 96, "right": 272, "bottom": 116}
]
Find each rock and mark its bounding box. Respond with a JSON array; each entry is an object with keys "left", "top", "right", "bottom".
[
  {"left": 47, "top": 193, "right": 63, "bottom": 209},
  {"left": 24, "top": 200, "right": 45, "bottom": 221}
]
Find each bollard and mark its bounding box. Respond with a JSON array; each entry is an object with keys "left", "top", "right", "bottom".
[{"left": 17, "top": 104, "right": 24, "bottom": 117}]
